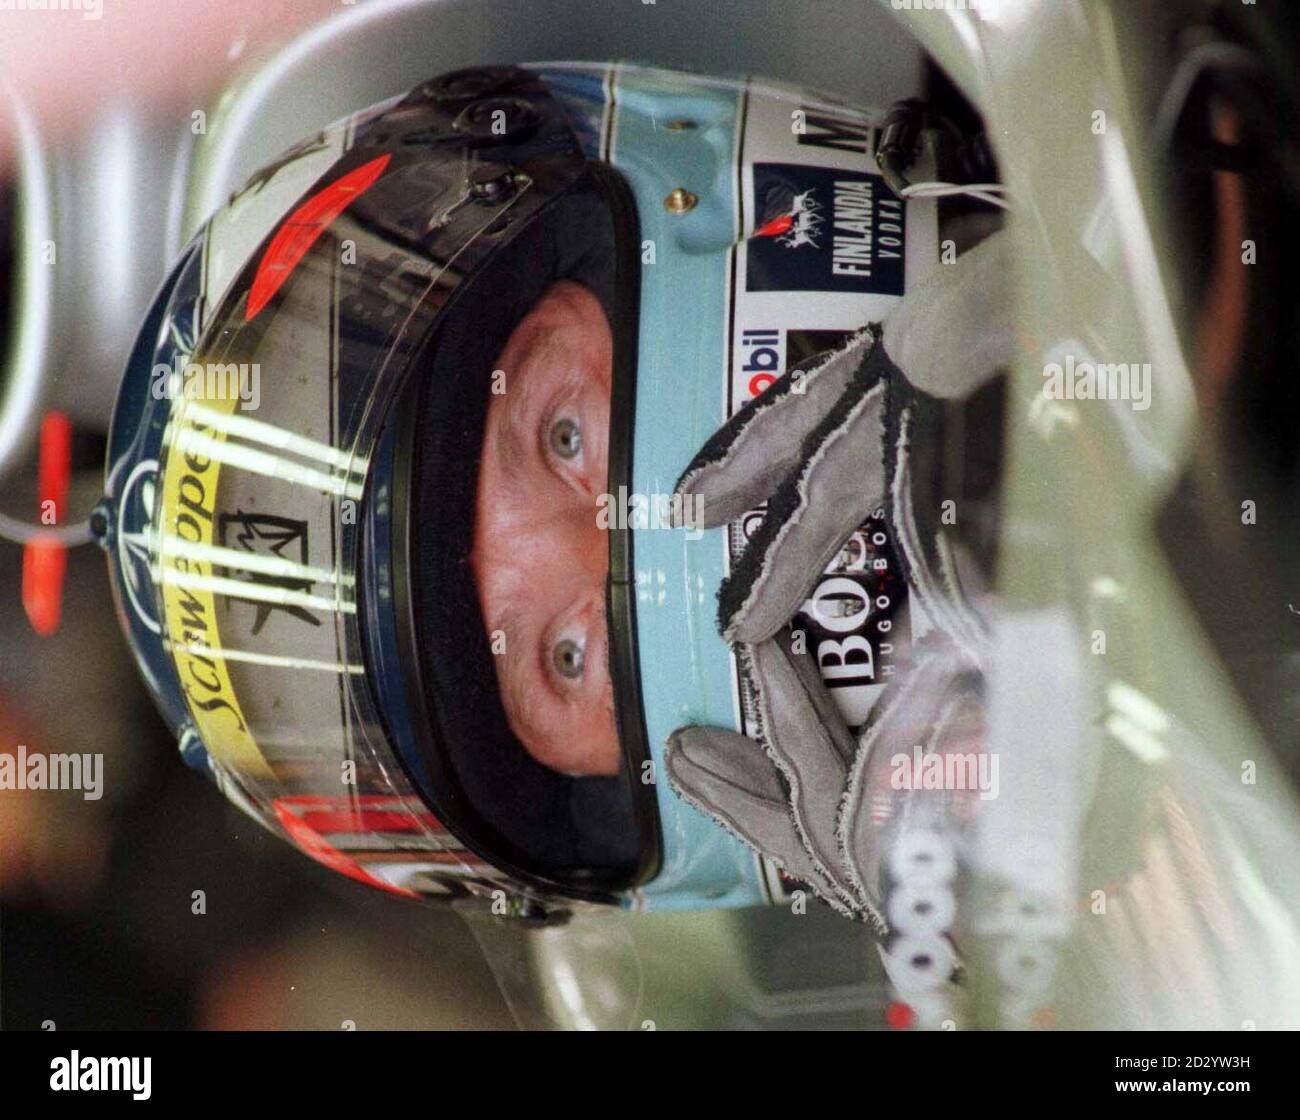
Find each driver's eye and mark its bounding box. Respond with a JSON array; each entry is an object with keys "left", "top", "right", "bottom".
[
  {"left": 549, "top": 416, "right": 582, "bottom": 459},
  {"left": 552, "top": 636, "right": 585, "bottom": 680}
]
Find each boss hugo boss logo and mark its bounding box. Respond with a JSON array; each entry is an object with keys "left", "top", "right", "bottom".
[
  {"left": 49, "top": 1052, "right": 151, "bottom": 1100},
  {"left": 794, "top": 512, "right": 909, "bottom": 727}
]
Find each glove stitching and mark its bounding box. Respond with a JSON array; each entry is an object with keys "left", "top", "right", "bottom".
[
  {"left": 672, "top": 326, "right": 877, "bottom": 505},
  {"left": 664, "top": 739, "right": 856, "bottom": 918},
  {"left": 888, "top": 406, "right": 986, "bottom": 663},
  {"left": 736, "top": 641, "right": 863, "bottom": 915},
  {"left": 835, "top": 650, "right": 951, "bottom": 918},
  {"left": 719, "top": 378, "right": 887, "bottom": 642}
]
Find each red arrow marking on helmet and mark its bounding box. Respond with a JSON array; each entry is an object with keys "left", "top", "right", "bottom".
[
  {"left": 245, "top": 153, "right": 392, "bottom": 322},
  {"left": 754, "top": 212, "right": 794, "bottom": 238}
]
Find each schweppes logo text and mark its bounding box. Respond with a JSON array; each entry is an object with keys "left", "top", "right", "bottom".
[{"left": 160, "top": 398, "right": 272, "bottom": 778}]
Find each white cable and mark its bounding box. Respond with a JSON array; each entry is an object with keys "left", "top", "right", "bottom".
[
  {"left": 901, "top": 181, "right": 1010, "bottom": 210},
  {"left": 905, "top": 181, "right": 1007, "bottom": 196},
  {"left": 0, "top": 511, "right": 95, "bottom": 547}
]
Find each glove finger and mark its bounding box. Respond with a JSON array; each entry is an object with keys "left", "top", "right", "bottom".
[
  {"left": 885, "top": 228, "right": 1016, "bottom": 399},
  {"left": 719, "top": 346, "right": 898, "bottom": 644},
  {"left": 739, "top": 633, "right": 860, "bottom": 910},
  {"left": 672, "top": 327, "right": 877, "bottom": 529},
  {"left": 665, "top": 724, "right": 853, "bottom": 914},
  {"left": 887, "top": 406, "right": 988, "bottom": 660}
]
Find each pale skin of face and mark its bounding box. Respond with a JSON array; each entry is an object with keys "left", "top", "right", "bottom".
[{"left": 472, "top": 281, "right": 621, "bottom": 776}]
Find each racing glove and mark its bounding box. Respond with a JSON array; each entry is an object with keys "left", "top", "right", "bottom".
[{"left": 664, "top": 230, "right": 1014, "bottom": 929}]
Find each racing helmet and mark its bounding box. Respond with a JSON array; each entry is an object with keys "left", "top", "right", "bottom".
[{"left": 98, "top": 62, "right": 943, "bottom": 915}]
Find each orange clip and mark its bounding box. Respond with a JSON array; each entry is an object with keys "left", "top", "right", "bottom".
[{"left": 22, "top": 411, "right": 72, "bottom": 636}]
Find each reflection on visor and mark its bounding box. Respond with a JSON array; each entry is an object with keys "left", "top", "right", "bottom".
[
  {"left": 274, "top": 796, "right": 489, "bottom": 899},
  {"left": 246, "top": 154, "right": 392, "bottom": 322}
]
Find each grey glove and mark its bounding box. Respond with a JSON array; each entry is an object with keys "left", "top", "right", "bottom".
[
  {"left": 665, "top": 232, "right": 1014, "bottom": 929},
  {"left": 669, "top": 630, "right": 983, "bottom": 928}
]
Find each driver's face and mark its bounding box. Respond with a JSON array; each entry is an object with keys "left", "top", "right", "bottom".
[{"left": 471, "top": 281, "right": 620, "bottom": 776}]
